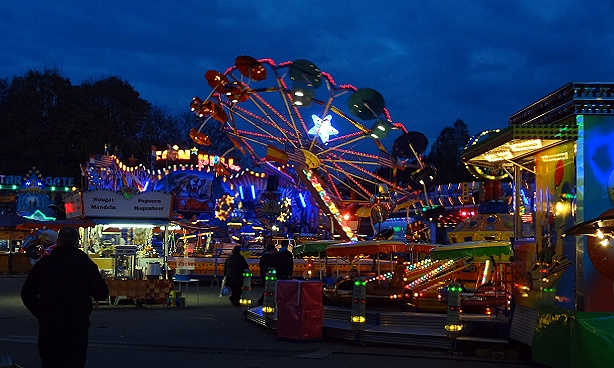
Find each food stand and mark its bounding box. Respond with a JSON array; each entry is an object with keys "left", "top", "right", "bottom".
[{"left": 64, "top": 189, "right": 175, "bottom": 303}]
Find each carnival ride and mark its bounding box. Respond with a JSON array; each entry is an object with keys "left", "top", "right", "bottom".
[
  {"left": 321, "top": 240, "right": 440, "bottom": 306},
  {"left": 189, "top": 56, "right": 432, "bottom": 241},
  {"left": 320, "top": 239, "right": 514, "bottom": 312},
  {"left": 424, "top": 240, "right": 514, "bottom": 313}
]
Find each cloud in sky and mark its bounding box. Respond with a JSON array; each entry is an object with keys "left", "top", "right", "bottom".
[{"left": 2, "top": 0, "right": 614, "bottom": 145}]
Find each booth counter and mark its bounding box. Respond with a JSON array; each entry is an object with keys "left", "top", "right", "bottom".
[
  {"left": 105, "top": 278, "right": 173, "bottom": 305},
  {"left": 10, "top": 253, "right": 33, "bottom": 274},
  {"left": 0, "top": 252, "right": 9, "bottom": 273}
]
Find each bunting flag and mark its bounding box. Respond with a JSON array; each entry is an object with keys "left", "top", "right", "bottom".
[
  {"left": 151, "top": 145, "right": 157, "bottom": 161},
  {"left": 131, "top": 174, "right": 145, "bottom": 191},
  {"left": 89, "top": 154, "right": 114, "bottom": 168},
  {"left": 79, "top": 164, "right": 89, "bottom": 177},
  {"left": 284, "top": 143, "right": 305, "bottom": 164},
  {"left": 377, "top": 150, "right": 394, "bottom": 168},
  {"left": 266, "top": 144, "right": 288, "bottom": 164}
]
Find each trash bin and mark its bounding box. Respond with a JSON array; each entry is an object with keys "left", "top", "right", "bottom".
[{"left": 276, "top": 280, "right": 323, "bottom": 341}]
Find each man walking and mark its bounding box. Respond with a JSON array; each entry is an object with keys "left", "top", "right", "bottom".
[
  {"left": 224, "top": 245, "right": 249, "bottom": 306},
  {"left": 21, "top": 226, "right": 109, "bottom": 368}
]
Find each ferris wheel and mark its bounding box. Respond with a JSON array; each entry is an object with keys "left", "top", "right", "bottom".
[{"left": 190, "top": 56, "right": 423, "bottom": 239}]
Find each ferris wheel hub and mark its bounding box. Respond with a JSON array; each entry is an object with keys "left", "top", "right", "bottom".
[{"left": 301, "top": 149, "right": 320, "bottom": 169}]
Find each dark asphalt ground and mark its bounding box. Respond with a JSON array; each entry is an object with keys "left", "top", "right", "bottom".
[{"left": 0, "top": 275, "right": 546, "bottom": 368}]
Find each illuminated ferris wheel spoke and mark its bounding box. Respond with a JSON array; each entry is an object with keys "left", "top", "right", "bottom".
[
  {"left": 231, "top": 132, "right": 269, "bottom": 148},
  {"left": 229, "top": 107, "right": 296, "bottom": 145},
  {"left": 320, "top": 170, "right": 344, "bottom": 200},
  {"left": 272, "top": 77, "right": 308, "bottom": 140},
  {"left": 249, "top": 92, "right": 296, "bottom": 133},
  {"left": 333, "top": 157, "right": 395, "bottom": 189},
  {"left": 239, "top": 94, "right": 297, "bottom": 144},
  {"left": 326, "top": 159, "right": 381, "bottom": 166},
  {"left": 328, "top": 147, "right": 379, "bottom": 161},
  {"left": 229, "top": 111, "right": 284, "bottom": 146},
  {"left": 323, "top": 167, "right": 372, "bottom": 200},
  {"left": 327, "top": 104, "right": 370, "bottom": 135},
  {"left": 318, "top": 167, "right": 368, "bottom": 203},
  {"left": 318, "top": 134, "right": 370, "bottom": 156}
]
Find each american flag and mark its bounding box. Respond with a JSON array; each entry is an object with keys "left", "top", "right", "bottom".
[
  {"left": 285, "top": 143, "right": 305, "bottom": 164},
  {"left": 377, "top": 150, "right": 394, "bottom": 168},
  {"left": 89, "top": 154, "right": 114, "bottom": 168}
]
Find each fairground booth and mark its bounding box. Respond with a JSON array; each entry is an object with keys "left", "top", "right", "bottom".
[
  {"left": 0, "top": 168, "right": 81, "bottom": 274},
  {"left": 62, "top": 187, "right": 177, "bottom": 304},
  {"left": 462, "top": 82, "right": 614, "bottom": 368}
]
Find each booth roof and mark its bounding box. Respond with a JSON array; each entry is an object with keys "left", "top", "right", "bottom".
[
  {"left": 430, "top": 240, "right": 512, "bottom": 262},
  {"left": 326, "top": 240, "right": 408, "bottom": 258},
  {"left": 91, "top": 219, "right": 174, "bottom": 226},
  {"left": 292, "top": 239, "right": 343, "bottom": 257},
  {"left": 170, "top": 220, "right": 219, "bottom": 232},
  {"left": 0, "top": 214, "right": 28, "bottom": 227}
]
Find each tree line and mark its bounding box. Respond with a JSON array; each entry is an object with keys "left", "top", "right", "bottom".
[
  {"left": 0, "top": 68, "right": 476, "bottom": 186},
  {"left": 0, "top": 68, "right": 236, "bottom": 180}
]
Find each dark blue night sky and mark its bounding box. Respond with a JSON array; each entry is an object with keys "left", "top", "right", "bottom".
[{"left": 2, "top": 1, "right": 613, "bottom": 145}]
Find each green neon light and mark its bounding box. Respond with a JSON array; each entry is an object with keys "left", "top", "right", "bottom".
[{"left": 24, "top": 210, "right": 56, "bottom": 221}]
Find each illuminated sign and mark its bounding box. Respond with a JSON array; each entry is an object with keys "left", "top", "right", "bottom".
[
  {"left": 196, "top": 154, "right": 240, "bottom": 172},
  {"left": 0, "top": 175, "right": 74, "bottom": 187},
  {"left": 64, "top": 192, "right": 83, "bottom": 219},
  {"left": 176, "top": 257, "right": 195, "bottom": 270},
  {"left": 78, "top": 190, "right": 172, "bottom": 219},
  {"left": 540, "top": 152, "right": 569, "bottom": 163},
  {"left": 155, "top": 147, "right": 192, "bottom": 161},
  {"left": 154, "top": 147, "right": 240, "bottom": 172}
]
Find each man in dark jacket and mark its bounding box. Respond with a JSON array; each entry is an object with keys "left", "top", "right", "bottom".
[
  {"left": 258, "top": 244, "right": 276, "bottom": 285},
  {"left": 224, "top": 245, "right": 249, "bottom": 306},
  {"left": 273, "top": 239, "right": 294, "bottom": 280},
  {"left": 21, "top": 226, "right": 109, "bottom": 368}
]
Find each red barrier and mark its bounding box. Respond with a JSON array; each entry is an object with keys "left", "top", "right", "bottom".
[{"left": 276, "top": 280, "right": 323, "bottom": 341}]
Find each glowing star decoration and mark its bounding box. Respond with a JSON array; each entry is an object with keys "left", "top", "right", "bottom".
[
  {"left": 277, "top": 197, "right": 292, "bottom": 222},
  {"left": 308, "top": 114, "right": 338, "bottom": 144},
  {"left": 215, "top": 194, "right": 235, "bottom": 221}
]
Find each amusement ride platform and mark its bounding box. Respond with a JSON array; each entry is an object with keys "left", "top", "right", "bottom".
[{"left": 244, "top": 304, "right": 511, "bottom": 350}]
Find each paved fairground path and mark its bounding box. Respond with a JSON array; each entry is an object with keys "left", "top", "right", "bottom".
[{"left": 0, "top": 275, "right": 546, "bottom": 368}]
